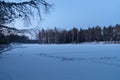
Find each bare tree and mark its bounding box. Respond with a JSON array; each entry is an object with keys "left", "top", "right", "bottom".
[{"left": 0, "top": 0, "right": 51, "bottom": 25}]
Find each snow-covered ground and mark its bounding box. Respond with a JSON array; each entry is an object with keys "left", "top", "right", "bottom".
[{"left": 0, "top": 44, "right": 120, "bottom": 80}]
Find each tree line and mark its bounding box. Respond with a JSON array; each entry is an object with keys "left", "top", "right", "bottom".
[
  {"left": 0, "top": 34, "right": 29, "bottom": 44},
  {"left": 38, "top": 24, "right": 120, "bottom": 44},
  {"left": 0, "top": 25, "right": 28, "bottom": 44}
]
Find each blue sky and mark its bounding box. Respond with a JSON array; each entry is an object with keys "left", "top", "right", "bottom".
[{"left": 11, "top": 0, "right": 120, "bottom": 29}]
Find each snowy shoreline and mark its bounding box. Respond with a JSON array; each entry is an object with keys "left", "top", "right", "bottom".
[{"left": 0, "top": 44, "right": 120, "bottom": 80}]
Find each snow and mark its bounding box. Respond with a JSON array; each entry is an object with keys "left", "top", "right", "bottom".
[
  {"left": 0, "top": 44, "right": 120, "bottom": 80},
  {"left": 0, "top": 26, "right": 24, "bottom": 36}
]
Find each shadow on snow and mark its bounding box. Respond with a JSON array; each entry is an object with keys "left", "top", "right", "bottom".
[{"left": 36, "top": 53, "right": 120, "bottom": 67}]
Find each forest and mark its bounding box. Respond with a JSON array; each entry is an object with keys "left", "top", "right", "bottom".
[
  {"left": 1, "top": 24, "right": 120, "bottom": 44},
  {"left": 38, "top": 24, "right": 120, "bottom": 44}
]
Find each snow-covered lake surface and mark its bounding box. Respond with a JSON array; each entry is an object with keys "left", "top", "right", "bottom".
[{"left": 0, "top": 44, "right": 120, "bottom": 80}]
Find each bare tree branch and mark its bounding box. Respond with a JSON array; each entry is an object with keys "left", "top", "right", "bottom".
[{"left": 0, "top": 0, "right": 51, "bottom": 25}]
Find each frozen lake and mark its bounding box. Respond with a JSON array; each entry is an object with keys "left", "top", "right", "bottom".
[{"left": 0, "top": 44, "right": 120, "bottom": 80}]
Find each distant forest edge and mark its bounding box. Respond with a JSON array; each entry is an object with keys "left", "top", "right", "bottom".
[
  {"left": 38, "top": 24, "right": 120, "bottom": 44},
  {"left": 1, "top": 24, "right": 120, "bottom": 44}
]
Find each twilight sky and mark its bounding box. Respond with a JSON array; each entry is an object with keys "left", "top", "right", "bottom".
[{"left": 10, "top": 0, "right": 120, "bottom": 29}]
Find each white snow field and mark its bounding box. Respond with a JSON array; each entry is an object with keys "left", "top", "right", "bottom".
[{"left": 0, "top": 44, "right": 120, "bottom": 80}]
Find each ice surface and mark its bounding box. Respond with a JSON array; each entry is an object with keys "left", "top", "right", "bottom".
[{"left": 0, "top": 44, "right": 120, "bottom": 80}]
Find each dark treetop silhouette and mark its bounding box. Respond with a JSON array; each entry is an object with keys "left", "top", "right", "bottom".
[{"left": 0, "top": 0, "right": 51, "bottom": 25}]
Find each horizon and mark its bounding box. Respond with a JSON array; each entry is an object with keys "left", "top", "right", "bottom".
[{"left": 8, "top": 0, "right": 120, "bottom": 30}]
